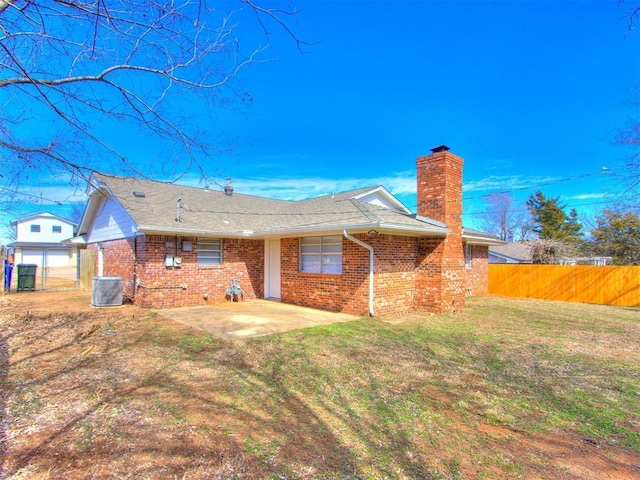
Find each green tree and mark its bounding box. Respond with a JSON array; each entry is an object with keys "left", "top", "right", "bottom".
[
  {"left": 526, "top": 191, "right": 583, "bottom": 242},
  {"left": 589, "top": 209, "right": 640, "bottom": 265}
]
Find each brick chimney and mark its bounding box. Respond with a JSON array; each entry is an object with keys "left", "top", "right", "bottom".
[{"left": 414, "top": 145, "right": 465, "bottom": 313}]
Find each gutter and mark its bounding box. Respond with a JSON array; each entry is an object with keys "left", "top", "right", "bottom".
[
  {"left": 136, "top": 222, "right": 449, "bottom": 239},
  {"left": 343, "top": 229, "right": 376, "bottom": 317}
]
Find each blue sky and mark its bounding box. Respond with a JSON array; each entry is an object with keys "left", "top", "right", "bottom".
[{"left": 2, "top": 0, "right": 639, "bottom": 242}]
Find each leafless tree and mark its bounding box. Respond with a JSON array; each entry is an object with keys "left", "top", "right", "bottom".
[
  {"left": 0, "top": 0, "right": 303, "bottom": 209},
  {"left": 621, "top": 0, "right": 640, "bottom": 35},
  {"left": 615, "top": 1, "right": 640, "bottom": 210},
  {"left": 612, "top": 83, "right": 640, "bottom": 213},
  {"left": 480, "top": 192, "right": 532, "bottom": 241},
  {"left": 529, "top": 238, "right": 580, "bottom": 264}
]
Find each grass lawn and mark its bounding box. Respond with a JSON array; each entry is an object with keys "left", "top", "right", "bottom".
[{"left": 1, "top": 293, "right": 639, "bottom": 479}]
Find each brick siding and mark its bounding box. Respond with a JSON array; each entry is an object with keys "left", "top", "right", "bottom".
[
  {"left": 94, "top": 235, "right": 263, "bottom": 308},
  {"left": 414, "top": 149, "right": 466, "bottom": 313},
  {"left": 281, "top": 233, "right": 422, "bottom": 317},
  {"left": 465, "top": 244, "right": 489, "bottom": 295}
]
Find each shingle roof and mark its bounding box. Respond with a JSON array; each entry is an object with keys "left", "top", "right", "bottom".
[
  {"left": 489, "top": 242, "right": 534, "bottom": 262},
  {"left": 86, "top": 173, "right": 487, "bottom": 240}
]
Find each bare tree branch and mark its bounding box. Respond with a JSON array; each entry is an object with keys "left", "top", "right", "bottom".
[{"left": 0, "top": 0, "right": 303, "bottom": 205}]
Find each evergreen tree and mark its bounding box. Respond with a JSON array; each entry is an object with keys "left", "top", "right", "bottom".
[
  {"left": 526, "top": 191, "right": 583, "bottom": 242},
  {"left": 589, "top": 210, "right": 640, "bottom": 265}
]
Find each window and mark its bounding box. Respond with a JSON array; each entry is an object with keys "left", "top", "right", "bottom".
[
  {"left": 52, "top": 225, "right": 62, "bottom": 234},
  {"left": 197, "top": 238, "right": 222, "bottom": 265},
  {"left": 30, "top": 224, "right": 41, "bottom": 233},
  {"left": 465, "top": 243, "right": 473, "bottom": 269},
  {"left": 300, "top": 235, "right": 342, "bottom": 274}
]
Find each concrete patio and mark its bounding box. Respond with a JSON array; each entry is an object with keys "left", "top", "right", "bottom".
[{"left": 154, "top": 299, "right": 361, "bottom": 338}]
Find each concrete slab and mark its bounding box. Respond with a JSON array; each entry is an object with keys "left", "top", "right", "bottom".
[{"left": 154, "top": 299, "right": 361, "bottom": 338}]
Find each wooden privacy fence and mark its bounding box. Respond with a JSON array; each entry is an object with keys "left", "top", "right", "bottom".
[
  {"left": 489, "top": 264, "right": 640, "bottom": 307},
  {"left": 79, "top": 249, "right": 96, "bottom": 290}
]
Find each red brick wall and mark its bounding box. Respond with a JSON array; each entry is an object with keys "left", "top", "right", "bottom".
[
  {"left": 465, "top": 244, "right": 489, "bottom": 295},
  {"left": 280, "top": 236, "right": 369, "bottom": 315},
  {"left": 136, "top": 235, "right": 263, "bottom": 308},
  {"left": 415, "top": 149, "right": 466, "bottom": 313},
  {"left": 92, "top": 232, "right": 487, "bottom": 313},
  {"left": 281, "top": 233, "right": 423, "bottom": 317},
  {"left": 370, "top": 234, "right": 417, "bottom": 315},
  {"left": 101, "top": 238, "right": 136, "bottom": 299},
  {"left": 86, "top": 240, "right": 137, "bottom": 299},
  {"left": 93, "top": 235, "right": 263, "bottom": 308}
]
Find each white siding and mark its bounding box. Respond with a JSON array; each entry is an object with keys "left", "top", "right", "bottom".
[
  {"left": 86, "top": 197, "right": 137, "bottom": 243},
  {"left": 14, "top": 214, "right": 75, "bottom": 243},
  {"left": 357, "top": 191, "right": 404, "bottom": 211}
]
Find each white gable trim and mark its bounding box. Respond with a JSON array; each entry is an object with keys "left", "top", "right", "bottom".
[{"left": 351, "top": 186, "right": 412, "bottom": 214}]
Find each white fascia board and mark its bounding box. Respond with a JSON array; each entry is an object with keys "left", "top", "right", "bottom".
[
  {"left": 414, "top": 214, "right": 447, "bottom": 229},
  {"left": 86, "top": 174, "right": 106, "bottom": 195},
  {"left": 11, "top": 212, "right": 76, "bottom": 226},
  {"left": 78, "top": 180, "right": 112, "bottom": 234},
  {"left": 66, "top": 235, "right": 87, "bottom": 245},
  {"left": 351, "top": 186, "right": 413, "bottom": 214},
  {"left": 138, "top": 221, "right": 448, "bottom": 239},
  {"left": 77, "top": 195, "right": 102, "bottom": 235},
  {"left": 137, "top": 225, "right": 254, "bottom": 238},
  {"left": 244, "top": 223, "right": 384, "bottom": 238},
  {"left": 10, "top": 241, "right": 74, "bottom": 249},
  {"left": 463, "top": 232, "right": 506, "bottom": 246},
  {"left": 377, "top": 223, "right": 448, "bottom": 236}
]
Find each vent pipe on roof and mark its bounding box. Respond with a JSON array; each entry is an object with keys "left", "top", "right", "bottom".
[
  {"left": 175, "top": 197, "right": 182, "bottom": 222},
  {"left": 224, "top": 178, "right": 234, "bottom": 196}
]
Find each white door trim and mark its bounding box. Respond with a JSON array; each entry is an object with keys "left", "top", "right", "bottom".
[{"left": 264, "top": 239, "right": 281, "bottom": 299}]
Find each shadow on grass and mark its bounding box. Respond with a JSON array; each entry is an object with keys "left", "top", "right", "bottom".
[{"left": 1, "top": 308, "right": 371, "bottom": 479}]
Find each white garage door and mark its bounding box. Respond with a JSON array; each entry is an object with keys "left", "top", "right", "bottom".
[
  {"left": 21, "top": 250, "right": 45, "bottom": 267},
  {"left": 21, "top": 249, "right": 70, "bottom": 268},
  {"left": 46, "top": 250, "right": 71, "bottom": 267}
]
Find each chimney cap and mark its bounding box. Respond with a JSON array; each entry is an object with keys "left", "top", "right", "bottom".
[{"left": 431, "top": 144, "right": 450, "bottom": 153}]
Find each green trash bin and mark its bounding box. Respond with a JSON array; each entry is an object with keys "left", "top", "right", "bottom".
[{"left": 17, "top": 264, "right": 37, "bottom": 292}]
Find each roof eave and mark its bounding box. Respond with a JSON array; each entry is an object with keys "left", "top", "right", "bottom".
[
  {"left": 490, "top": 252, "right": 530, "bottom": 263},
  {"left": 463, "top": 235, "right": 506, "bottom": 246},
  {"left": 137, "top": 221, "right": 449, "bottom": 239},
  {"left": 462, "top": 229, "right": 506, "bottom": 246},
  {"left": 8, "top": 242, "right": 75, "bottom": 249}
]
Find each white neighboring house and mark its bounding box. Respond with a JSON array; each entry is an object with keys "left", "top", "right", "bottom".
[{"left": 8, "top": 212, "right": 78, "bottom": 268}]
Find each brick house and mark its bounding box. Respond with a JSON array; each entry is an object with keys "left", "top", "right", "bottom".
[{"left": 76, "top": 146, "right": 502, "bottom": 315}]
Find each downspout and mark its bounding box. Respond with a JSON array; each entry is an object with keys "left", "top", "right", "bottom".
[
  {"left": 133, "top": 234, "right": 139, "bottom": 300},
  {"left": 343, "top": 230, "right": 376, "bottom": 317},
  {"left": 97, "top": 242, "right": 104, "bottom": 277}
]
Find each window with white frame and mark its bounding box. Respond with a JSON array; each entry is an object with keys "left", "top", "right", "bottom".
[
  {"left": 52, "top": 225, "right": 62, "bottom": 234},
  {"left": 300, "top": 235, "right": 342, "bottom": 274},
  {"left": 197, "top": 238, "right": 222, "bottom": 265},
  {"left": 30, "top": 224, "right": 41, "bottom": 233},
  {"left": 465, "top": 243, "right": 473, "bottom": 269}
]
